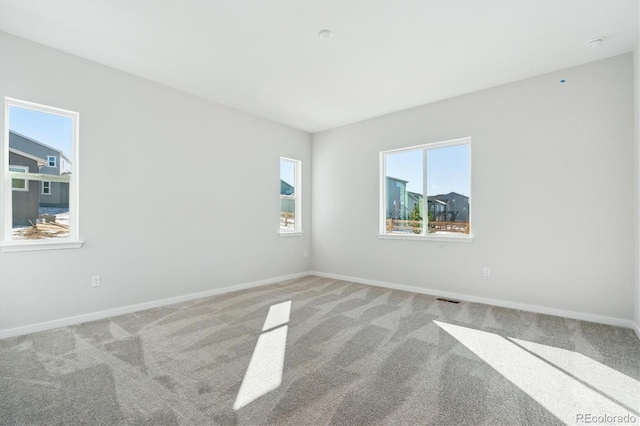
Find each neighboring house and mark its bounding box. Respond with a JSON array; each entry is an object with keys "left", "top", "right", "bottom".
[
  {"left": 427, "top": 192, "right": 469, "bottom": 222},
  {"left": 8, "top": 149, "right": 42, "bottom": 226},
  {"left": 9, "top": 130, "right": 71, "bottom": 209},
  {"left": 407, "top": 191, "right": 423, "bottom": 216},
  {"left": 386, "top": 176, "right": 409, "bottom": 219},
  {"left": 280, "top": 179, "right": 295, "bottom": 213},
  {"left": 280, "top": 179, "right": 294, "bottom": 196}
]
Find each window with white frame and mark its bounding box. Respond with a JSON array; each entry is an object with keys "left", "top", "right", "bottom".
[
  {"left": 3, "top": 98, "right": 80, "bottom": 249},
  {"left": 279, "top": 157, "right": 301, "bottom": 234},
  {"left": 9, "top": 165, "right": 28, "bottom": 191},
  {"left": 380, "top": 137, "right": 471, "bottom": 238}
]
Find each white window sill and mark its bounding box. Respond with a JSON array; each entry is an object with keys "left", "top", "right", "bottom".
[
  {"left": 1, "top": 240, "right": 84, "bottom": 252},
  {"left": 377, "top": 233, "right": 474, "bottom": 243},
  {"left": 279, "top": 231, "right": 304, "bottom": 237}
]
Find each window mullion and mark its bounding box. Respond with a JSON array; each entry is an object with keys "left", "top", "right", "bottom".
[{"left": 422, "top": 148, "right": 428, "bottom": 236}]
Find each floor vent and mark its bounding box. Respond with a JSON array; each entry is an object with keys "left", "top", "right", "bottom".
[{"left": 435, "top": 297, "right": 460, "bottom": 304}]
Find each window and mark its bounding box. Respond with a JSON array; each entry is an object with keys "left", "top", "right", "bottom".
[
  {"left": 9, "top": 165, "right": 28, "bottom": 191},
  {"left": 380, "top": 137, "right": 471, "bottom": 239},
  {"left": 2, "top": 98, "right": 81, "bottom": 250},
  {"left": 279, "top": 157, "right": 301, "bottom": 234}
]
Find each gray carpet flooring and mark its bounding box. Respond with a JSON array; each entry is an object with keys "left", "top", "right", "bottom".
[{"left": 1, "top": 275, "right": 639, "bottom": 425}]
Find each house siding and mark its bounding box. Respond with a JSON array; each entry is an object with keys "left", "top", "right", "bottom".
[
  {"left": 40, "top": 181, "right": 69, "bottom": 207},
  {"left": 9, "top": 131, "right": 70, "bottom": 208},
  {"left": 280, "top": 180, "right": 295, "bottom": 213},
  {"left": 9, "top": 151, "right": 39, "bottom": 226},
  {"left": 386, "top": 176, "right": 409, "bottom": 219},
  {"left": 427, "top": 192, "right": 469, "bottom": 222}
]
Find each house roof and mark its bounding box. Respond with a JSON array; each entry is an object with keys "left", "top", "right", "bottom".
[
  {"left": 9, "top": 147, "right": 46, "bottom": 166},
  {"left": 386, "top": 176, "right": 408, "bottom": 184},
  {"left": 427, "top": 199, "right": 447, "bottom": 204},
  {"left": 280, "top": 179, "right": 294, "bottom": 196},
  {"left": 408, "top": 191, "right": 423, "bottom": 201},
  {"left": 9, "top": 130, "right": 72, "bottom": 164},
  {"left": 429, "top": 191, "right": 468, "bottom": 200}
]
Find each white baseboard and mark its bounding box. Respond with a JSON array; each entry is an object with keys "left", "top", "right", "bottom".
[
  {"left": 310, "top": 271, "right": 637, "bottom": 330},
  {"left": 4, "top": 270, "right": 637, "bottom": 340},
  {"left": 0, "top": 271, "right": 311, "bottom": 340},
  {"left": 633, "top": 322, "right": 640, "bottom": 341}
]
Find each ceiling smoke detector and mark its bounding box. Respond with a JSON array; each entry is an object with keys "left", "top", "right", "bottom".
[
  {"left": 318, "top": 29, "right": 333, "bottom": 40},
  {"left": 585, "top": 38, "right": 603, "bottom": 49}
]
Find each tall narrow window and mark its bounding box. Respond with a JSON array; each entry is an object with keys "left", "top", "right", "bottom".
[
  {"left": 2, "top": 98, "right": 81, "bottom": 250},
  {"left": 380, "top": 137, "right": 471, "bottom": 239},
  {"left": 280, "top": 157, "right": 301, "bottom": 234}
]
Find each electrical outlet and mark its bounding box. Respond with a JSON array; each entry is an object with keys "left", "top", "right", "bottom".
[
  {"left": 92, "top": 275, "right": 101, "bottom": 287},
  {"left": 483, "top": 267, "right": 491, "bottom": 277},
  {"left": 303, "top": 251, "right": 309, "bottom": 258}
]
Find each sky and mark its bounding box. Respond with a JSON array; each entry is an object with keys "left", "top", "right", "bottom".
[
  {"left": 280, "top": 159, "right": 295, "bottom": 188},
  {"left": 386, "top": 144, "right": 470, "bottom": 196},
  {"left": 9, "top": 106, "right": 73, "bottom": 158}
]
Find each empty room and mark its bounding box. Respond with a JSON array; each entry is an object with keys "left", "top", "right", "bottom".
[{"left": 1, "top": 1, "right": 639, "bottom": 425}]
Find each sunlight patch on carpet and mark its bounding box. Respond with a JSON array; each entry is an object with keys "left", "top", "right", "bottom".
[
  {"left": 233, "top": 301, "right": 291, "bottom": 410},
  {"left": 510, "top": 337, "right": 640, "bottom": 413},
  {"left": 262, "top": 301, "right": 291, "bottom": 331},
  {"left": 434, "top": 321, "right": 638, "bottom": 424}
]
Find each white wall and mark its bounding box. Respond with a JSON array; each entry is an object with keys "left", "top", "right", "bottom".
[
  {"left": 0, "top": 33, "right": 311, "bottom": 334},
  {"left": 312, "top": 54, "right": 636, "bottom": 322}
]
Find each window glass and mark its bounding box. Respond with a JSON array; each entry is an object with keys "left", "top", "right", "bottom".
[
  {"left": 280, "top": 158, "right": 301, "bottom": 233},
  {"left": 385, "top": 150, "right": 423, "bottom": 234},
  {"left": 42, "top": 181, "right": 51, "bottom": 195},
  {"left": 426, "top": 144, "right": 470, "bottom": 233}
]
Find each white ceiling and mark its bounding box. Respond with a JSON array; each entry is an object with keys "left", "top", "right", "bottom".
[{"left": 0, "top": 1, "right": 638, "bottom": 133}]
